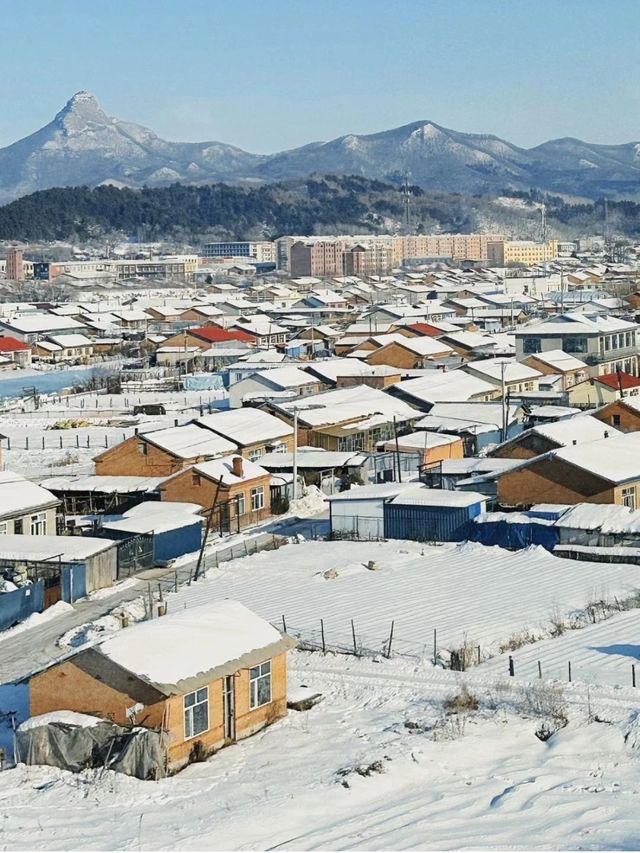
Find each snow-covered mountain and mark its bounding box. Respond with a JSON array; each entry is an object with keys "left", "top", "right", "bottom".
[
  {"left": 1, "top": 92, "right": 640, "bottom": 201},
  {"left": 0, "top": 91, "right": 265, "bottom": 202}
]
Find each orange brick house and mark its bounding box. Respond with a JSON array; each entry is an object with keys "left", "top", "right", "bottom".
[
  {"left": 161, "top": 326, "right": 255, "bottom": 351},
  {"left": 28, "top": 600, "right": 296, "bottom": 773},
  {"left": 94, "top": 424, "right": 237, "bottom": 477},
  {"left": 160, "top": 455, "right": 272, "bottom": 531}
]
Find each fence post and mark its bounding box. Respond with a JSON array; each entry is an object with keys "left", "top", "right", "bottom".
[
  {"left": 42, "top": 436, "right": 45, "bottom": 450},
  {"left": 633, "top": 664, "right": 636, "bottom": 688},
  {"left": 76, "top": 435, "right": 80, "bottom": 448},
  {"left": 174, "top": 571, "right": 178, "bottom": 593},
  {"left": 433, "top": 628, "right": 437, "bottom": 666},
  {"left": 157, "top": 583, "right": 163, "bottom": 602},
  {"left": 386, "top": 620, "right": 394, "bottom": 658},
  {"left": 476, "top": 645, "right": 481, "bottom": 666},
  {"left": 351, "top": 619, "right": 358, "bottom": 656},
  {"left": 147, "top": 582, "right": 153, "bottom": 619},
  {"left": 320, "top": 618, "right": 326, "bottom": 653},
  {"left": 59, "top": 435, "right": 63, "bottom": 449},
  {"left": 568, "top": 661, "right": 572, "bottom": 683},
  {"left": 6, "top": 437, "right": 9, "bottom": 450},
  {"left": 25, "top": 437, "right": 28, "bottom": 450},
  {"left": 508, "top": 655, "right": 515, "bottom": 677},
  {"left": 538, "top": 660, "right": 542, "bottom": 679},
  {"left": 86, "top": 435, "right": 90, "bottom": 448},
  {"left": 104, "top": 435, "right": 108, "bottom": 447},
  {"left": 282, "top": 615, "right": 287, "bottom": 633}
]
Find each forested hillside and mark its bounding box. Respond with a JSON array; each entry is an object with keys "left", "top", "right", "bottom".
[{"left": 0, "top": 176, "right": 637, "bottom": 243}]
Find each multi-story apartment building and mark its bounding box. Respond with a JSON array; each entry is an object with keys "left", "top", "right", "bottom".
[
  {"left": 201, "top": 241, "right": 276, "bottom": 263},
  {"left": 487, "top": 240, "right": 558, "bottom": 266},
  {"left": 289, "top": 239, "right": 345, "bottom": 277},
  {"left": 5, "top": 248, "right": 24, "bottom": 281},
  {"left": 42, "top": 255, "right": 199, "bottom": 282},
  {"left": 515, "top": 314, "right": 639, "bottom": 377}
]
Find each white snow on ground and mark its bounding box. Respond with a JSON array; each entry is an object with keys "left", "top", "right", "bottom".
[
  {"left": 1, "top": 652, "right": 640, "bottom": 849},
  {"left": 165, "top": 540, "right": 640, "bottom": 659},
  {"left": 481, "top": 607, "right": 640, "bottom": 688},
  {"left": 0, "top": 601, "right": 74, "bottom": 645},
  {"left": 56, "top": 597, "right": 147, "bottom": 648}
]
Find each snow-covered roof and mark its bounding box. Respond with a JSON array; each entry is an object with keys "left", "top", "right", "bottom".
[
  {"left": 442, "top": 331, "right": 499, "bottom": 350},
  {"left": 97, "top": 600, "right": 292, "bottom": 692},
  {"left": 0, "top": 533, "right": 115, "bottom": 561},
  {"left": 142, "top": 424, "right": 237, "bottom": 458},
  {"left": 276, "top": 384, "right": 418, "bottom": 428},
  {"left": 191, "top": 456, "right": 269, "bottom": 486},
  {"left": 392, "top": 371, "right": 496, "bottom": 405},
  {"left": 243, "top": 366, "right": 319, "bottom": 390},
  {"left": 102, "top": 502, "right": 203, "bottom": 535},
  {"left": 464, "top": 358, "right": 542, "bottom": 383},
  {"left": 530, "top": 414, "right": 615, "bottom": 446},
  {"left": 0, "top": 471, "right": 59, "bottom": 517},
  {"left": 39, "top": 475, "right": 165, "bottom": 494},
  {"left": 389, "top": 488, "right": 487, "bottom": 508},
  {"left": 517, "top": 313, "right": 637, "bottom": 337},
  {"left": 554, "top": 432, "right": 640, "bottom": 483},
  {"left": 327, "top": 481, "right": 419, "bottom": 502},
  {"left": 196, "top": 408, "right": 293, "bottom": 445},
  {"left": 378, "top": 336, "right": 453, "bottom": 357},
  {"left": 380, "top": 430, "right": 460, "bottom": 450},
  {"left": 258, "top": 450, "right": 367, "bottom": 470},
  {"left": 47, "top": 334, "right": 94, "bottom": 348},
  {"left": 1, "top": 315, "right": 86, "bottom": 333},
  {"left": 524, "top": 349, "right": 588, "bottom": 371}
]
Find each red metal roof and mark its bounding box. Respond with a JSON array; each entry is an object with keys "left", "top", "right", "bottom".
[
  {"left": 594, "top": 372, "right": 640, "bottom": 390},
  {"left": 405, "top": 322, "right": 446, "bottom": 338},
  {"left": 0, "top": 336, "right": 30, "bottom": 351},
  {"left": 189, "top": 326, "right": 255, "bottom": 344}
]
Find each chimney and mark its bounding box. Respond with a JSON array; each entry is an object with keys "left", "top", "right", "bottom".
[
  {"left": 232, "top": 456, "right": 244, "bottom": 478},
  {"left": 604, "top": 430, "right": 609, "bottom": 438},
  {"left": 572, "top": 439, "right": 577, "bottom": 445}
]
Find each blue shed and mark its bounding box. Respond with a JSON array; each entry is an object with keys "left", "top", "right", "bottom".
[
  {"left": 383, "top": 488, "right": 487, "bottom": 542},
  {"left": 102, "top": 502, "right": 204, "bottom": 564}
]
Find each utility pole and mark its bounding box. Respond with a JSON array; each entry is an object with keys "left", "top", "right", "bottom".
[
  {"left": 292, "top": 407, "right": 299, "bottom": 502},
  {"left": 500, "top": 361, "right": 508, "bottom": 443},
  {"left": 560, "top": 265, "right": 565, "bottom": 313}
]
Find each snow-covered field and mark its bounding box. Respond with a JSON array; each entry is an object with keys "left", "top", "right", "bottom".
[
  {"left": 1, "top": 652, "right": 640, "bottom": 850},
  {"left": 168, "top": 540, "right": 640, "bottom": 660},
  {"left": 481, "top": 607, "right": 640, "bottom": 688}
]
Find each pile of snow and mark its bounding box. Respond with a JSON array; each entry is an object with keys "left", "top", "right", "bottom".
[
  {"left": 18, "top": 711, "right": 104, "bottom": 732},
  {"left": 289, "top": 485, "right": 327, "bottom": 518}
]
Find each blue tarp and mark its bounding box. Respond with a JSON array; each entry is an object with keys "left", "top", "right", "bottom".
[
  {"left": 0, "top": 581, "right": 45, "bottom": 632},
  {"left": 470, "top": 519, "right": 558, "bottom": 551},
  {"left": 182, "top": 374, "right": 225, "bottom": 391}
]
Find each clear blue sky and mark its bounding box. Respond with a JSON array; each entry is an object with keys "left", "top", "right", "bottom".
[{"left": 2, "top": 0, "right": 639, "bottom": 152}]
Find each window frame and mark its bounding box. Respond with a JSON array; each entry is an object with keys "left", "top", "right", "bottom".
[
  {"left": 184, "top": 686, "right": 209, "bottom": 740},
  {"left": 250, "top": 486, "right": 264, "bottom": 512},
  {"left": 249, "top": 660, "right": 272, "bottom": 710},
  {"left": 30, "top": 511, "right": 47, "bottom": 536}
]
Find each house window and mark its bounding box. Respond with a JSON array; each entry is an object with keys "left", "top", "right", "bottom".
[
  {"left": 523, "top": 337, "right": 541, "bottom": 354},
  {"left": 30, "top": 512, "right": 47, "bottom": 535},
  {"left": 138, "top": 442, "right": 148, "bottom": 456},
  {"left": 564, "top": 337, "right": 587, "bottom": 354},
  {"left": 613, "top": 414, "right": 621, "bottom": 426},
  {"left": 0, "top": 522, "right": 7, "bottom": 535},
  {"left": 250, "top": 487, "right": 264, "bottom": 511},
  {"left": 192, "top": 472, "right": 201, "bottom": 487},
  {"left": 236, "top": 493, "right": 245, "bottom": 516},
  {"left": 14, "top": 519, "right": 23, "bottom": 535},
  {"left": 248, "top": 448, "right": 263, "bottom": 462},
  {"left": 622, "top": 487, "right": 637, "bottom": 510},
  {"left": 184, "top": 687, "right": 209, "bottom": 739},
  {"left": 249, "top": 661, "right": 271, "bottom": 709}
]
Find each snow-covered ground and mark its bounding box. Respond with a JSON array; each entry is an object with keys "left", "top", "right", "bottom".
[
  {"left": 1, "top": 651, "right": 640, "bottom": 850},
  {"left": 166, "top": 540, "right": 640, "bottom": 660},
  {"left": 481, "top": 606, "right": 640, "bottom": 688}
]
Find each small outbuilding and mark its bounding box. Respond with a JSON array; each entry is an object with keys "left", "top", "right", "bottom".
[{"left": 383, "top": 488, "right": 487, "bottom": 542}]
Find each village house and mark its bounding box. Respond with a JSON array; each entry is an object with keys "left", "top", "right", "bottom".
[
  {"left": 33, "top": 334, "right": 94, "bottom": 362},
  {"left": 271, "top": 384, "right": 419, "bottom": 452},
  {"left": 0, "top": 315, "right": 89, "bottom": 343},
  {"left": 495, "top": 432, "right": 640, "bottom": 510},
  {"left": 160, "top": 456, "right": 272, "bottom": 530},
  {"left": 378, "top": 430, "right": 464, "bottom": 466},
  {"left": 387, "top": 370, "right": 498, "bottom": 412},
  {"left": 161, "top": 326, "right": 255, "bottom": 350},
  {"left": 0, "top": 336, "right": 32, "bottom": 366},
  {"left": 489, "top": 414, "right": 615, "bottom": 460},
  {"left": 227, "top": 366, "right": 325, "bottom": 409},
  {"left": 515, "top": 313, "right": 639, "bottom": 378},
  {"left": 27, "top": 600, "right": 296, "bottom": 773},
  {"left": 592, "top": 397, "right": 640, "bottom": 433},
  {"left": 462, "top": 358, "right": 542, "bottom": 395},
  {"left": 352, "top": 334, "right": 454, "bottom": 369},
  {"left": 178, "top": 304, "right": 225, "bottom": 324},
  {"left": 231, "top": 317, "right": 289, "bottom": 347},
  {"left": 0, "top": 471, "right": 59, "bottom": 535},
  {"left": 195, "top": 408, "right": 294, "bottom": 461},
  {"left": 520, "top": 349, "right": 589, "bottom": 391},
  {"left": 567, "top": 372, "right": 640, "bottom": 407},
  {"left": 94, "top": 424, "right": 237, "bottom": 477}
]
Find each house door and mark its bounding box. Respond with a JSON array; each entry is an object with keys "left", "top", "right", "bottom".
[{"left": 223, "top": 675, "right": 235, "bottom": 742}]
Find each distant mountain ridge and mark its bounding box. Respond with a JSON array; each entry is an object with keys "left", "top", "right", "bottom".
[{"left": 1, "top": 91, "right": 640, "bottom": 202}]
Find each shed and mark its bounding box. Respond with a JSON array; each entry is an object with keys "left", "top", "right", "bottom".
[
  {"left": 101, "top": 502, "right": 203, "bottom": 563},
  {"left": 383, "top": 488, "right": 487, "bottom": 542},
  {"left": 327, "top": 482, "right": 419, "bottom": 540}
]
